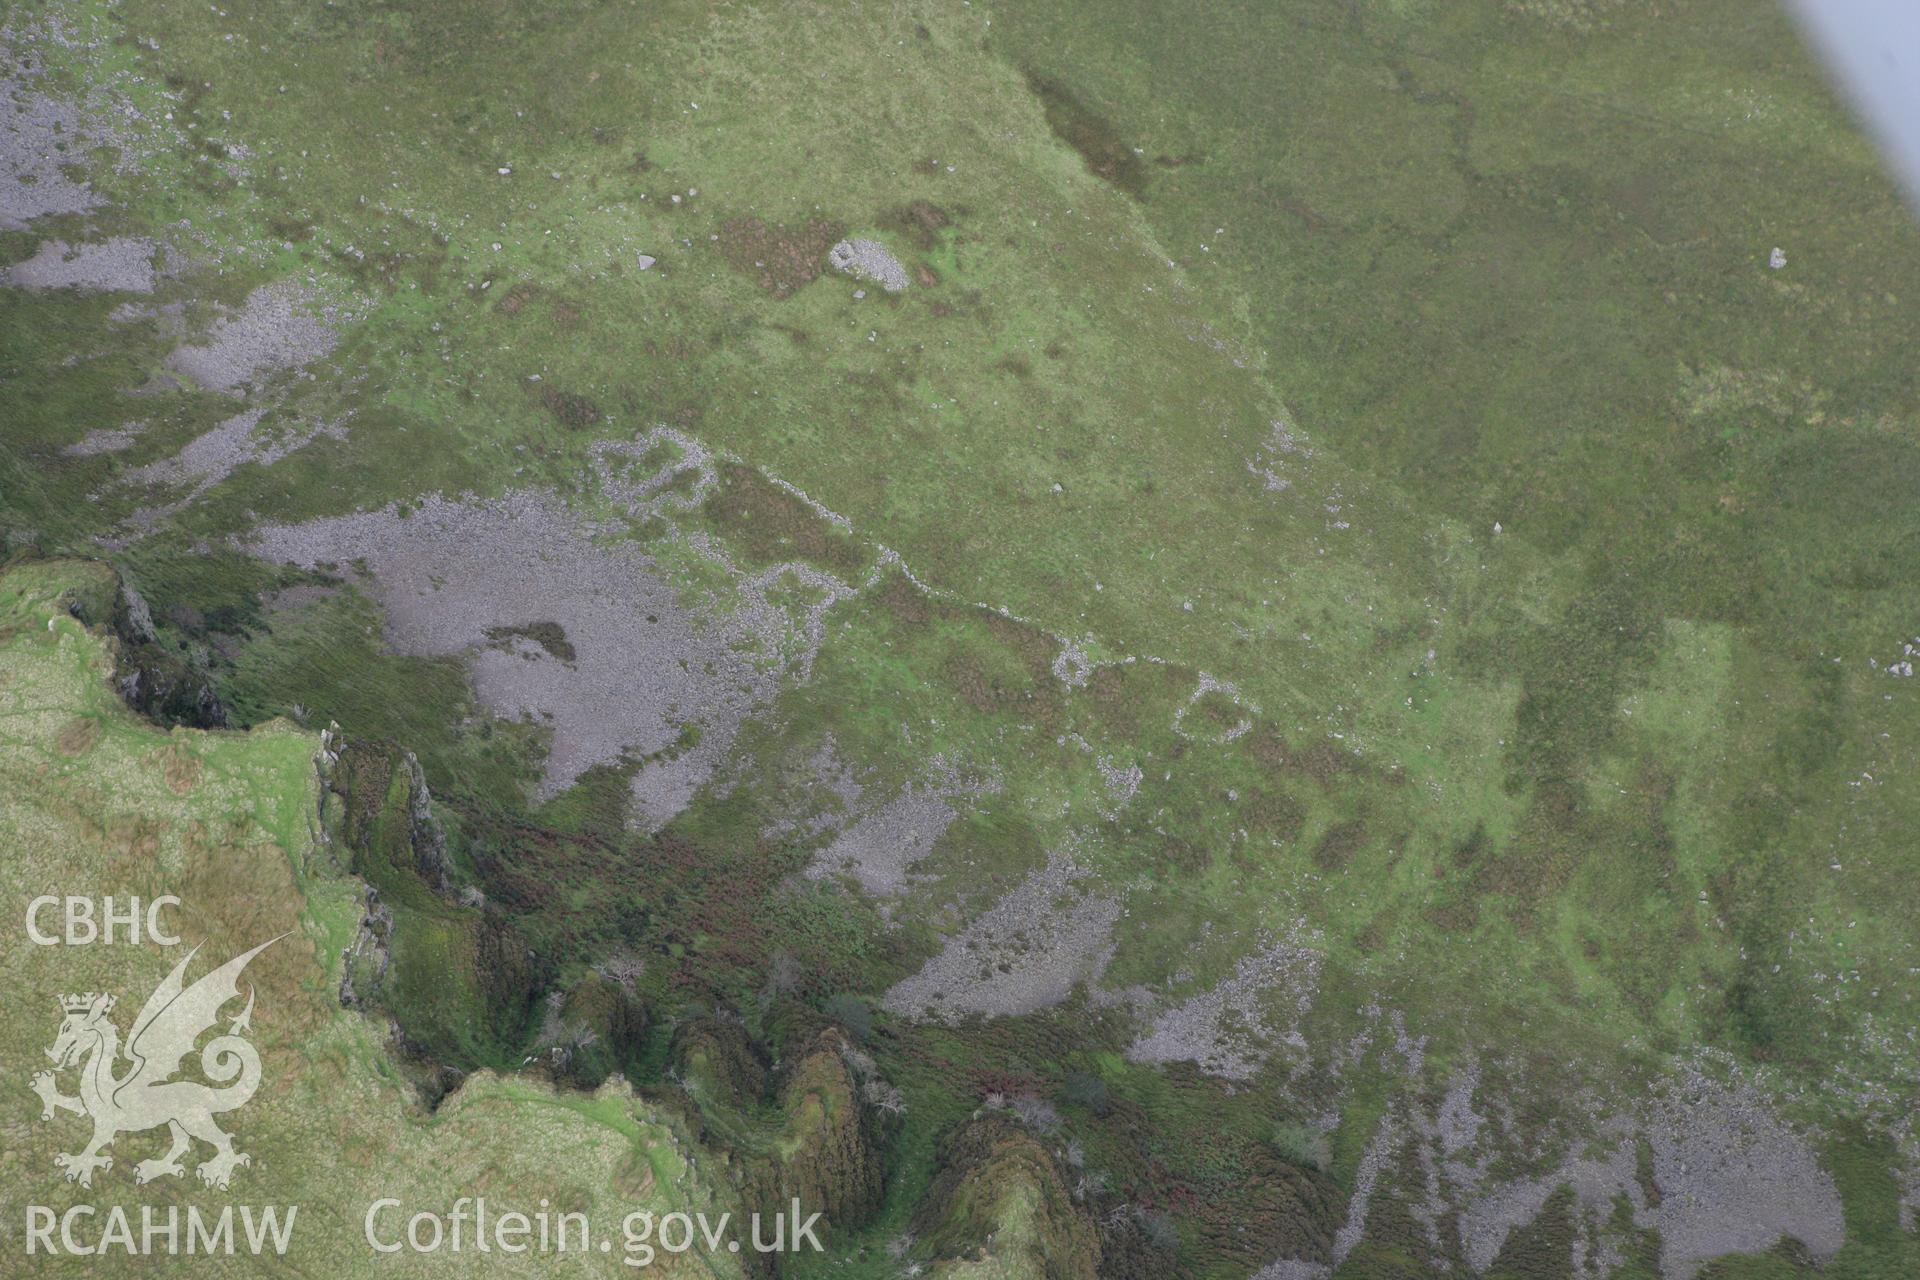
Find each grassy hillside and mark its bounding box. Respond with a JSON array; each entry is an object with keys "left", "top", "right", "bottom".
[
  {"left": 0, "top": 559, "right": 746, "bottom": 1275},
  {"left": 4, "top": 0, "right": 1920, "bottom": 1275}
]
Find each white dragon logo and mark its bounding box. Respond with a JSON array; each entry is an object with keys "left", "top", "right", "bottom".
[{"left": 29, "top": 936, "right": 282, "bottom": 1189}]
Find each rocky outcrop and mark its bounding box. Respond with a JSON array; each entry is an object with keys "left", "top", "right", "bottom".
[
  {"left": 540, "top": 971, "right": 650, "bottom": 1088},
  {"left": 673, "top": 1016, "right": 770, "bottom": 1105},
  {"left": 327, "top": 738, "right": 453, "bottom": 897},
  {"left": 669, "top": 1018, "right": 894, "bottom": 1265},
  {"left": 58, "top": 565, "right": 229, "bottom": 728},
  {"left": 757, "top": 1027, "right": 891, "bottom": 1229},
  {"left": 320, "top": 734, "right": 546, "bottom": 1077},
  {"left": 911, "top": 1113, "right": 1101, "bottom": 1280}
]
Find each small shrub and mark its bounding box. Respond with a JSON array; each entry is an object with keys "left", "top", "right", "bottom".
[
  {"left": 823, "top": 992, "right": 873, "bottom": 1042},
  {"left": 1138, "top": 1209, "right": 1179, "bottom": 1254},
  {"left": 1059, "top": 1070, "right": 1110, "bottom": 1116},
  {"left": 1270, "top": 1122, "right": 1328, "bottom": 1172}
]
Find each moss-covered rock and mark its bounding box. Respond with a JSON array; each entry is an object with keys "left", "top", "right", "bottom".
[
  {"left": 323, "top": 736, "right": 546, "bottom": 1073},
  {"left": 551, "top": 970, "right": 651, "bottom": 1087},
  {"left": 912, "top": 1113, "right": 1100, "bottom": 1280},
  {"left": 327, "top": 738, "right": 453, "bottom": 899},
  {"left": 674, "top": 1015, "right": 771, "bottom": 1108},
  {"left": 669, "top": 1018, "right": 894, "bottom": 1259},
  {"left": 757, "top": 1026, "right": 890, "bottom": 1229}
]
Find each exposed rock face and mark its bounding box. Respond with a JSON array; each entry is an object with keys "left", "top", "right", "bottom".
[
  {"left": 164, "top": 280, "right": 340, "bottom": 392},
  {"left": 328, "top": 738, "right": 453, "bottom": 897},
  {"left": 244, "top": 478, "right": 793, "bottom": 820},
  {"left": 1642, "top": 1071, "right": 1845, "bottom": 1279},
  {"left": 911, "top": 1114, "right": 1101, "bottom": 1280},
  {"left": 110, "top": 632, "right": 229, "bottom": 727},
  {"left": 320, "top": 736, "right": 546, "bottom": 1076},
  {"left": 805, "top": 781, "right": 959, "bottom": 897},
  {"left": 1125, "top": 925, "right": 1323, "bottom": 1081},
  {"left": 57, "top": 564, "right": 231, "bottom": 729},
  {"left": 1254, "top": 1052, "right": 1848, "bottom": 1280},
  {"left": 882, "top": 850, "right": 1120, "bottom": 1022},
  {"left": 1, "top": 38, "right": 108, "bottom": 228}
]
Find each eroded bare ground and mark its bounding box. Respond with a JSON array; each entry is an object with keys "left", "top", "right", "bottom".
[
  {"left": 804, "top": 758, "right": 997, "bottom": 898},
  {"left": 1123, "top": 925, "right": 1324, "bottom": 1081},
  {"left": 3, "top": 40, "right": 355, "bottom": 542},
  {"left": 883, "top": 848, "right": 1122, "bottom": 1021},
  {"left": 1254, "top": 1052, "right": 1845, "bottom": 1280},
  {"left": 162, "top": 280, "right": 343, "bottom": 393},
  {"left": 238, "top": 422, "right": 871, "bottom": 829},
  {"left": 3, "top": 235, "right": 159, "bottom": 291},
  {"left": 247, "top": 488, "right": 767, "bottom": 819},
  {"left": 1, "top": 18, "right": 114, "bottom": 228}
]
